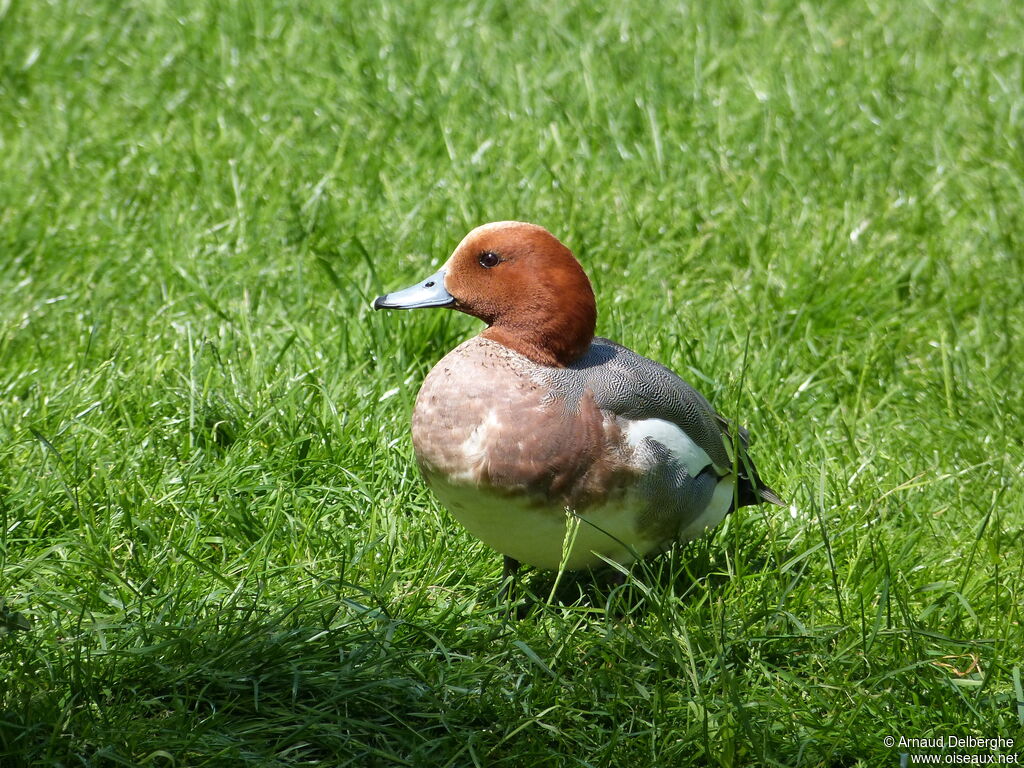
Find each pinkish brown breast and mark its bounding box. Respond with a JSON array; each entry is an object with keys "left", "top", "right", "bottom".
[{"left": 411, "top": 337, "right": 635, "bottom": 512}]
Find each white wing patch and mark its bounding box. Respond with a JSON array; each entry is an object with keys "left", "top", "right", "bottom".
[
  {"left": 624, "top": 418, "right": 713, "bottom": 476},
  {"left": 677, "top": 474, "right": 734, "bottom": 542}
]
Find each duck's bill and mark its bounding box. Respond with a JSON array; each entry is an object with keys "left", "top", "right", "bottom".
[{"left": 372, "top": 268, "right": 454, "bottom": 310}]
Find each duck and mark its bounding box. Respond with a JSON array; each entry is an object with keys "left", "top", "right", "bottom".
[{"left": 373, "top": 221, "right": 782, "bottom": 580}]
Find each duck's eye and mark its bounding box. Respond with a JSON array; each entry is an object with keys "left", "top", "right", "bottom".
[{"left": 478, "top": 251, "right": 500, "bottom": 268}]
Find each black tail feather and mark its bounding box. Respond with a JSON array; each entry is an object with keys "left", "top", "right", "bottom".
[
  {"left": 757, "top": 485, "right": 785, "bottom": 507},
  {"left": 733, "top": 466, "right": 785, "bottom": 511}
]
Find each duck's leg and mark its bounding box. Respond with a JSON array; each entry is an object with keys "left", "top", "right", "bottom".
[
  {"left": 500, "top": 556, "right": 533, "bottom": 620},
  {"left": 500, "top": 555, "right": 520, "bottom": 599},
  {"left": 606, "top": 569, "right": 627, "bottom": 588}
]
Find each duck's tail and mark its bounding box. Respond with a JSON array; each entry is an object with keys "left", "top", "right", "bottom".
[
  {"left": 716, "top": 415, "right": 785, "bottom": 511},
  {"left": 733, "top": 475, "right": 785, "bottom": 511},
  {"left": 732, "top": 452, "right": 785, "bottom": 511},
  {"left": 756, "top": 485, "right": 786, "bottom": 507}
]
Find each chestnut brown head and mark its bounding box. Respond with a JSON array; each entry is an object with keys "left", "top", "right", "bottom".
[{"left": 374, "top": 221, "right": 596, "bottom": 367}]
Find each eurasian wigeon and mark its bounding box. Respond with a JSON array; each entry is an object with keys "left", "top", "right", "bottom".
[{"left": 373, "top": 221, "right": 782, "bottom": 578}]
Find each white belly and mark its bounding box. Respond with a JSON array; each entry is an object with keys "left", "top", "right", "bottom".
[{"left": 429, "top": 479, "right": 659, "bottom": 570}]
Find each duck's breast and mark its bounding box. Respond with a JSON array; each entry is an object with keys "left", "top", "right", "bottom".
[{"left": 411, "top": 337, "right": 633, "bottom": 507}]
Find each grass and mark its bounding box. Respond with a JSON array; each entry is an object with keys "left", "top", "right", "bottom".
[{"left": 1, "top": 0, "right": 1023, "bottom": 764}]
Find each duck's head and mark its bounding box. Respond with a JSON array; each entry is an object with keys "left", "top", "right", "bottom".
[{"left": 373, "top": 221, "right": 597, "bottom": 367}]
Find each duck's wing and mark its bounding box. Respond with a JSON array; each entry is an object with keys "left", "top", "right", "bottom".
[{"left": 567, "top": 337, "right": 784, "bottom": 509}]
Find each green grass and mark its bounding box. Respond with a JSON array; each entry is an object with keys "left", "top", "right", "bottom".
[{"left": 2, "top": 0, "right": 1023, "bottom": 764}]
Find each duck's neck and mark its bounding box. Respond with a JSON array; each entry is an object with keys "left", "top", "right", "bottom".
[{"left": 481, "top": 301, "right": 595, "bottom": 368}]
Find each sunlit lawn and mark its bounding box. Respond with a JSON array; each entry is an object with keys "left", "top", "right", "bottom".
[{"left": 1, "top": 0, "right": 1023, "bottom": 765}]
